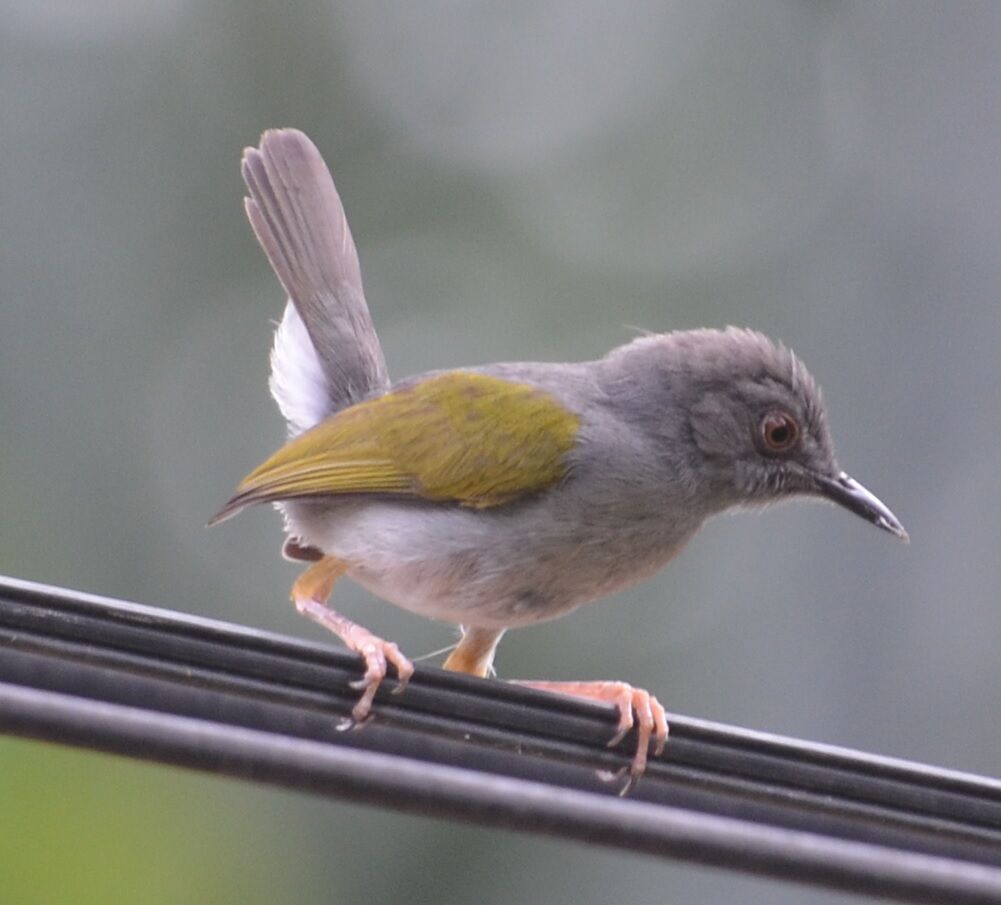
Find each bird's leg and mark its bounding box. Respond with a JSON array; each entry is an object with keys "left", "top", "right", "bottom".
[
  {"left": 511, "top": 680, "right": 669, "bottom": 790},
  {"left": 442, "top": 626, "right": 505, "bottom": 678},
  {"left": 291, "top": 556, "right": 414, "bottom": 723}
]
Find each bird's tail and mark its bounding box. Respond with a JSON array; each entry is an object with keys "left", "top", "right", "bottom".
[{"left": 242, "top": 128, "right": 390, "bottom": 435}]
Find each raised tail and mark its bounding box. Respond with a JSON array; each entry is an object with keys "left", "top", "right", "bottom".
[{"left": 242, "top": 129, "right": 390, "bottom": 434}]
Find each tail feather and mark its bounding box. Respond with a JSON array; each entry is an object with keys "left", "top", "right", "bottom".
[
  {"left": 269, "top": 301, "right": 331, "bottom": 436},
  {"left": 243, "top": 128, "right": 390, "bottom": 430}
]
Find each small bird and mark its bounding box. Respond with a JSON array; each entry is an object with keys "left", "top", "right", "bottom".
[{"left": 212, "top": 128, "right": 907, "bottom": 786}]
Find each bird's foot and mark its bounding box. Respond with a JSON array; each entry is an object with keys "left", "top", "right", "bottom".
[
  {"left": 293, "top": 595, "right": 414, "bottom": 723},
  {"left": 513, "top": 679, "right": 668, "bottom": 793},
  {"left": 342, "top": 623, "right": 415, "bottom": 722}
]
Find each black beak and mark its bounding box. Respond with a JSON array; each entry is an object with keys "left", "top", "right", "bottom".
[{"left": 814, "top": 472, "right": 909, "bottom": 541}]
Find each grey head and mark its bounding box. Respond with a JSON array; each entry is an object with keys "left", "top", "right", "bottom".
[{"left": 602, "top": 327, "right": 908, "bottom": 540}]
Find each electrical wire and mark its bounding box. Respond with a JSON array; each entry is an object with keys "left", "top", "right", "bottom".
[{"left": 1, "top": 575, "right": 999, "bottom": 904}]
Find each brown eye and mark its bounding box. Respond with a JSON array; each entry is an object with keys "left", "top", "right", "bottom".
[{"left": 760, "top": 411, "right": 800, "bottom": 453}]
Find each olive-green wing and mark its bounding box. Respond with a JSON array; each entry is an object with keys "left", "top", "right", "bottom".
[{"left": 210, "top": 372, "right": 580, "bottom": 523}]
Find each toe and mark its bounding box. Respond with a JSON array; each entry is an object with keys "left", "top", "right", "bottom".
[
  {"left": 605, "top": 683, "right": 637, "bottom": 748},
  {"left": 384, "top": 643, "right": 415, "bottom": 692},
  {"left": 349, "top": 639, "right": 388, "bottom": 691},
  {"left": 650, "top": 695, "right": 669, "bottom": 757},
  {"left": 350, "top": 681, "right": 379, "bottom": 723},
  {"left": 627, "top": 690, "right": 654, "bottom": 780}
]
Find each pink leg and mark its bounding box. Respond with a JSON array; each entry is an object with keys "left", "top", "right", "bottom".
[
  {"left": 513, "top": 680, "right": 669, "bottom": 791},
  {"left": 292, "top": 557, "right": 414, "bottom": 723}
]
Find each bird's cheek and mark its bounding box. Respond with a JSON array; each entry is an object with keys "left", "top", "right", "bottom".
[
  {"left": 728, "top": 460, "right": 770, "bottom": 503},
  {"left": 783, "top": 464, "right": 827, "bottom": 498}
]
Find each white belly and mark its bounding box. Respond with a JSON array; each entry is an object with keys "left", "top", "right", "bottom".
[{"left": 281, "top": 497, "right": 697, "bottom": 629}]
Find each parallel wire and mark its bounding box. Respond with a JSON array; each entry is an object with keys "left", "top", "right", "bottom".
[{"left": 1, "top": 576, "right": 999, "bottom": 904}]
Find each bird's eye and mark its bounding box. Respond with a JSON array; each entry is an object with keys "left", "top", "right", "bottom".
[{"left": 759, "top": 411, "right": 800, "bottom": 454}]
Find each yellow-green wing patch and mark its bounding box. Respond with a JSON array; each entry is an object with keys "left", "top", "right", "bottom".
[{"left": 210, "top": 372, "right": 580, "bottom": 522}]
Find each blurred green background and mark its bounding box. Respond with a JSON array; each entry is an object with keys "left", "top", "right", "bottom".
[{"left": 2, "top": 3, "right": 1000, "bottom": 903}]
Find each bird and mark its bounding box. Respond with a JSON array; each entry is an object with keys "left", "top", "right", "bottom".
[{"left": 211, "top": 128, "right": 907, "bottom": 787}]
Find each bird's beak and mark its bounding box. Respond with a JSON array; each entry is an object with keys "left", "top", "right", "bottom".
[{"left": 813, "top": 471, "right": 909, "bottom": 541}]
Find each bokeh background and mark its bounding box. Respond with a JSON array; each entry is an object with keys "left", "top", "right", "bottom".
[{"left": 2, "top": 3, "right": 1000, "bottom": 903}]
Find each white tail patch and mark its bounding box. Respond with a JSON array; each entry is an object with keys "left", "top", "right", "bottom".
[{"left": 269, "top": 301, "right": 332, "bottom": 436}]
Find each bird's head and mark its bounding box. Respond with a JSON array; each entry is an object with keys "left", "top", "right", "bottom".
[{"left": 606, "top": 327, "right": 908, "bottom": 540}]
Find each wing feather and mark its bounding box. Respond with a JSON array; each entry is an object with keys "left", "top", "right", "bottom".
[{"left": 210, "top": 372, "right": 580, "bottom": 524}]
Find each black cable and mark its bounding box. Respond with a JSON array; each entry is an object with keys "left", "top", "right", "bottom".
[{"left": 1, "top": 575, "right": 999, "bottom": 904}]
